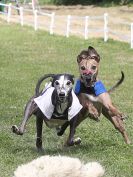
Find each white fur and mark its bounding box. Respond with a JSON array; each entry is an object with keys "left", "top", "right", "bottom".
[
  {"left": 85, "top": 94, "right": 99, "bottom": 102},
  {"left": 13, "top": 155, "right": 104, "bottom": 177}
]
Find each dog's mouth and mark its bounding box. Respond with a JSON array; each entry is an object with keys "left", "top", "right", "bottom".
[
  {"left": 58, "top": 92, "right": 67, "bottom": 102},
  {"left": 81, "top": 74, "right": 96, "bottom": 87}
]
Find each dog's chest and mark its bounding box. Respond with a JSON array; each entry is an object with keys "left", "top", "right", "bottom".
[
  {"left": 44, "top": 102, "right": 69, "bottom": 129},
  {"left": 45, "top": 102, "right": 69, "bottom": 128},
  {"left": 55, "top": 102, "right": 68, "bottom": 115}
]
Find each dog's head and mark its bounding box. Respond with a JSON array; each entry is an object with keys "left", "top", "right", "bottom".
[
  {"left": 52, "top": 74, "right": 74, "bottom": 102},
  {"left": 77, "top": 46, "right": 100, "bottom": 87}
]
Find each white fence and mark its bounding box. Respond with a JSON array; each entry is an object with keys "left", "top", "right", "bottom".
[{"left": 0, "top": 3, "right": 133, "bottom": 48}]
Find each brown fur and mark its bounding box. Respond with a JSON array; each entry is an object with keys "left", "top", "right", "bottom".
[
  {"left": 76, "top": 46, "right": 130, "bottom": 144},
  {"left": 57, "top": 46, "right": 130, "bottom": 145}
]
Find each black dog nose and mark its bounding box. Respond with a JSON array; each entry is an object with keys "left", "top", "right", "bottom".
[{"left": 59, "top": 92, "right": 65, "bottom": 97}]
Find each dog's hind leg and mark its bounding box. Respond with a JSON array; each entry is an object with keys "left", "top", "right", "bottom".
[
  {"left": 112, "top": 115, "right": 131, "bottom": 144},
  {"left": 102, "top": 107, "right": 131, "bottom": 144},
  {"left": 36, "top": 116, "right": 44, "bottom": 152},
  {"left": 96, "top": 92, "right": 131, "bottom": 144},
  {"left": 12, "top": 97, "right": 37, "bottom": 135}
]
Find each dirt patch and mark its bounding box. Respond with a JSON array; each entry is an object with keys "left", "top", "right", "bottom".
[
  {"left": 1, "top": 5, "right": 133, "bottom": 42},
  {"left": 38, "top": 5, "right": 133, "bottom": 41},
  {"left": 41, "top": 5, "right": 133, "bottom": 22}
]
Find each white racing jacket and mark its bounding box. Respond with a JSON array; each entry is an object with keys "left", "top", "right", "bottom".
[{"left": 34, "top": 83, "right": 82, "bottom": 121}]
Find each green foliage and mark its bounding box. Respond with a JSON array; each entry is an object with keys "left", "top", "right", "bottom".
[
  {"left": 0, "top": 21, "right": 133, "bottom": 177},
  {"left": 40, "top": 0, "right": 132, "bottom": 5},
  {"left": 51, "top": 0, "right": 92, "bottom": 5}
]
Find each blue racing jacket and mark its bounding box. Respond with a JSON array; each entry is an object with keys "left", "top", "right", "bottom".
[{"left": 74, "top": 79, "right": 107, "bottom": 96}]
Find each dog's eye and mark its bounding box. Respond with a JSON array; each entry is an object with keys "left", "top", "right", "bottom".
[
  {"left": 66, "top": 81, "right": 71, "bottom": 86},
  {"left": 91, "top": 66, "right": 96, "bottom": 70},
  {"left": 55, "top": 81, "right": 59, "bottom": 86},
  {"left": 80, "top": 66, "right": 86, "bottom": 70}
]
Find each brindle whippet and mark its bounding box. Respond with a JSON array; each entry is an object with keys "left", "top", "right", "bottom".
[{"left": 57, "top": 46, "right": 131, "bottom": 144}]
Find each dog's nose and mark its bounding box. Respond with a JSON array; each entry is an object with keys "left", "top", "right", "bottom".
[
  {"left": 59, "top": 92, "right": 65, "bottom": 97},
  {"left": 83, "top": 70, "right": 92, "bottom": 75}
]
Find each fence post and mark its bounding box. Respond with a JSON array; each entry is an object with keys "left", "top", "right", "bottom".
[
  {"left": 19, "top": 7, "right": 24, "bottom": 26},
  {"left": 131, "top": 23, "right": 133, "bottom": 49},
  {"left": 50, "top": 12, "right": 55, "bottom": 35},
  {"left": 32, "top": 0, "right": 35, "bottom": 11},
  {"left": 66, "top": 15, "right": 71, "bottom": 38},
  {"left": 104, "top": 13, "right": 108, "bottom": 42},
  {"left": 84, "top": 16, "right": 89, "bottom": 40},
  {"left": 7, "top": 3, "right": 12, "bottom": 23},
  {"left": 34, "top": 10, "right": 38, "bottom": 31}
]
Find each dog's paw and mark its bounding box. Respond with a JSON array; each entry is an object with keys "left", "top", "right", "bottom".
[
  {"left": 11, "top": 125, "right": 23, "bottom": 135},
  {"left": 57, "top": 131, "right": 64, "bottom": 136},
  {"left": 65, "top": 140, "right": 75, "bottom": 147},
  {"left": 121, "top": 114, "right": 128, "bottom": 121},
  {"left": 37, "top": 147, "right": 45, "bottom": 154},
  {"left": 11, "top": 125, "right": 18, "bottom": 133},
  {"left": 89, "top": 115, "right": 100, "bottom": 122},
  {"left": 56, "top": 127, "right": 64, "bottom": 136},
  {"left": 65, "top": 138, "right": 81, "bottom": 147},
  {"left": 74, "top": 137, "right": 81, "bottom": 145}
]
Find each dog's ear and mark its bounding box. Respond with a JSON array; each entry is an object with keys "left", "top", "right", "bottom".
[
  {"left": 66, "top": 74, "right": 75, "bottom": 84},
  {"left": 51, "top": 74, "right": 58, "bottom": 87},
  {"left": 88, "top": 46, "right": 100, "bottom": 62},
  {"left": 71, "top": 74, "right": 75, "bottom": 84},
  {"left": 77, "top": 50, "right": 88, "bottom": 63}
]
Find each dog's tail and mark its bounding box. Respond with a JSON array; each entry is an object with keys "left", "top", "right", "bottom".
[
  {"left": 35, "top": 74, "right": 55, "bottom": 96},
  {"left": 82, "top": 162, "right": 105, "bottom": 177},
  {"left": 108, "top": 71, "right": 124, "bottom": 93}
]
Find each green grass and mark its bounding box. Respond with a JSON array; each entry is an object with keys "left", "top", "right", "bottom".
[{"left": 0, "top": 20, "right": 133, "bottom": 177}]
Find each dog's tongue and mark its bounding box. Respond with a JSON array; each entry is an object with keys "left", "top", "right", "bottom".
[{"left": 83, "top": 70, "right": 92, "bottom": 75}]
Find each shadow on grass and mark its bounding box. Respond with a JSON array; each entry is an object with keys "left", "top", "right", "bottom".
[{"left": 26, "top": 139, "right": 120, "bottom": 156}]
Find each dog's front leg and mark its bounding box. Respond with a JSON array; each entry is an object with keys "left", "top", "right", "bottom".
[
  {"left": 66, "top": 118, "right": 76, "bottom": 146},
  {"left": 12, "top": 97, "right": 37, "bottom": 135},
  {"left": 36, "top": 116, "right": 44, "bottom": 152},
  {"left": 66, "top": 115, "right": 81, "bottom": 146},
  {"left": 57, "top": 121, "right": 70, "bottom": 136}
]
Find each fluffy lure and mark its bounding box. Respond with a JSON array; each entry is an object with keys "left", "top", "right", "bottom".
[{"left": 13, "top": 155, "right": 104, "bottom": 177}]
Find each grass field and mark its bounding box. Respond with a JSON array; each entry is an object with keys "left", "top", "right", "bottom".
[{"left": 0, "top": 20, "right": 133, "bottom": 177}]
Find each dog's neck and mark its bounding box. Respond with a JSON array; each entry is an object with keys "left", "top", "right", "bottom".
[{"left": 55, "top": 99, "right": 69, "bottom": 115}]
